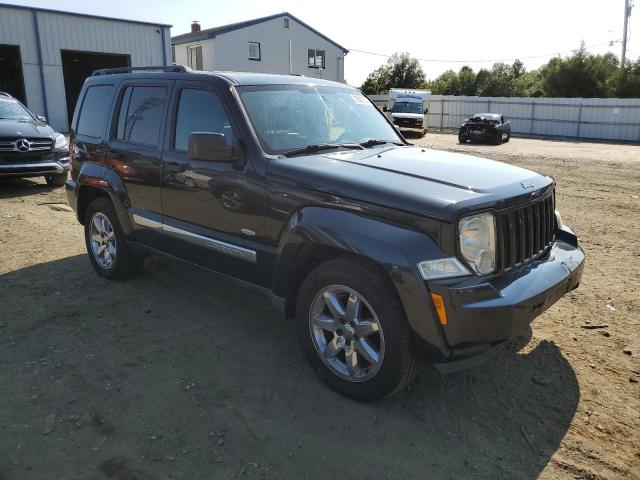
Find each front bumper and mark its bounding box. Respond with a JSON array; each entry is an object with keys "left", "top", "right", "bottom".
[
  {"left": 0, "top": 154, "right": 70, "bottom": 178},
  {"left": 428, "top": 225, "right": 584, "bottom": 359}
]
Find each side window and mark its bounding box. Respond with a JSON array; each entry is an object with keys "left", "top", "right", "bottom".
[
  {"left": 248, "top": 42, "right": 261, "bottom": 61},
  {"left": 76, "top": 85, "right": 114, "bottom": 138},
  {"left": 174, "top": 88, "right": 235, "bottom": 152},
  {"left": 116, "top": 86, "right": 166, "bottom": 146},
  {"left": 308, "top": 49, "right": 325, "bottom": 69}
]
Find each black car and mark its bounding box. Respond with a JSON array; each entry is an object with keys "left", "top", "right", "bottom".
[
  {"left": 65, "top": 66, "right": 584, "bottom": 401},
  {"left": 459, "top": 113, "right": 511, "bottom": 144},
  {"left": 0, "top": 91, "right": 70, "bottom": 186}
]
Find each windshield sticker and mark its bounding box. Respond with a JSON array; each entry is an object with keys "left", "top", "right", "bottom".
[{"left": 351, "top": 95, "right": 372, "bottom": 106}]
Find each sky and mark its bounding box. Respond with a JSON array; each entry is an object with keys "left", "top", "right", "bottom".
[{"left": 9, "top": 0, "right": 638, "bottom": 86}]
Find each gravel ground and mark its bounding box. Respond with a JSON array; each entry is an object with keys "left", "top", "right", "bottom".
[{"left": 0, "top": 133, "right": 639, "bottom": 480}]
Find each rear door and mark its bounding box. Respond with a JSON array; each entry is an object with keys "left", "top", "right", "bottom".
[
  {"left": 71, "top": 83, "right": 115, "bottom": 180},
  {"left": 107, "top": 80, "right": 172, "bottom": 247},
  {"left": 160, "top": 80, "right": 265, "bottom": 284}
]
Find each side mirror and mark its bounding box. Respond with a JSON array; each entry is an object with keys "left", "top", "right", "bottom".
[
  {"left": 382, "top": 105, "right": 388, "bottom": 112},
  {"left": 424, "top": 108, "right": 429, "bottom": 114},
  {"left": 188, "top": 132, "right": 234, "bottom": 162},
  {"left": 37, "top": 115, "right": 47, "bottom": 123}
]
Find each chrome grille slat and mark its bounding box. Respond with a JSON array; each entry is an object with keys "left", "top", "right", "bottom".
[
  {"left": 0, "top": 138, "right": 53, "bottom": 152},
  {"left": 496, "top": 191, "right": 556, "bottom": 271}
]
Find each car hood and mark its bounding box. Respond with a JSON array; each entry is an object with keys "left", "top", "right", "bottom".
[
  {"left": 268, "top": 146, "right": 553, "bottom": 222},
  {"left": 0, "top": 118, "right": 55, "bottom": 138}
]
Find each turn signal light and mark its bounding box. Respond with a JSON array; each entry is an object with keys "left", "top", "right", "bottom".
[{"left": 430, "top": 293, "right": 448, "bottom": 326}]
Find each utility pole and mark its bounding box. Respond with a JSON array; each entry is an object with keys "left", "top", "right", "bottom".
[{"left": 621, "top": 0, "right": 632, "bottom": 68}]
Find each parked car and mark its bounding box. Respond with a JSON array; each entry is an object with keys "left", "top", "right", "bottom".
[
  {"left": 459, "top": 113, "right": 511, "bottom": 144},
  {"left": 0, "top": 91, "right": 70, "bottom": 186},
  {"left": 65, "top": 66, "right": 584, "bottom": 401}
]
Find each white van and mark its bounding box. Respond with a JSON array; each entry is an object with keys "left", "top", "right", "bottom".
[{"left": 387, "top": 89, "right": 431, "bottom": 136}]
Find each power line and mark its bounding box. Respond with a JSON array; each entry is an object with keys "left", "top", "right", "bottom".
[{"left": 348, "top": 41, "right": 615, "bottom": 64}]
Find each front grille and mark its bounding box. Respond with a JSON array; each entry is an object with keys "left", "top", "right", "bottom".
[
  {"left": 0, "top": 138, "right": 53, "bottom": 152},
  {"left": 496, "top": 192, "right": 556, "bottom": 270}
]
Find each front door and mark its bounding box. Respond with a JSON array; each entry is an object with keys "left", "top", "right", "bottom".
[{"left": 160, "top": 81, "right": 265, "bottom": 284}]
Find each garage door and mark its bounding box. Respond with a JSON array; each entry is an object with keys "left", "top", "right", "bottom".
[
  {"left": 61, "top": 50, "right": 130, "bottom": 127},
  {"left": 0, "top": 44, "right": 27, "bottom": 105}
]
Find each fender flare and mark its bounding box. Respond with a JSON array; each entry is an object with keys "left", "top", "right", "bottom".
[
  {"left": 75, "top": 162, "right": 134, "bottom": 234},
  {"left": 272, "top": 206, "right": 451, "bottom": 358}
]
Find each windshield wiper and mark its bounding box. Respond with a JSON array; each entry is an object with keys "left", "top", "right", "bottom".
[
  {"left": 280, "top": 143, "right": 364, "bottom": 158},
  {"left": 359, "top": 139, "right": 404, "bottom": 148}
]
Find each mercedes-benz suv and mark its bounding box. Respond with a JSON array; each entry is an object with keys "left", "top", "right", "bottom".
[
  {"left": 65, "top": 66, "right": 585, "bottom": 401},
  {"left": 0, "top": 91, "right": 69, "bottom": 186}
]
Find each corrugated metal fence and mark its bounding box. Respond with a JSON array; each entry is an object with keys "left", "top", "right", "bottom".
[{"left": 369, "top": 94, "right": 640, "bottom": 142}]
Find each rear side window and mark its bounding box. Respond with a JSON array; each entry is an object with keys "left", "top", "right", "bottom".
[
  {"left": 76, "top": 85, "right": 114, "bottom": 138},
  {"left": 116, "top": 86, "right": 166, "bottom": 146},
  {"left": 174, "top": 89, "right": 235, "bottom": 152}
]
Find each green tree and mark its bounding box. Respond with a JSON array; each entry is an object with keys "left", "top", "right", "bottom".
[
  {"left": 360, "top": 52, "right": 426, "bottom": 94},
  {"left": 610, "top": 58, "right": 640, "bottom": 98},
  {"left": 540, "top": 47, "right": 619, "bottom": 97}
]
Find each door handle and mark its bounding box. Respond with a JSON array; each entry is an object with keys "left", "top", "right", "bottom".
[{"left": 165, "top": 161, "right": 185, "bottom": 173}]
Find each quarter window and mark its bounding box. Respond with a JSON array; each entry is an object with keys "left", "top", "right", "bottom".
[
  {"left": 174, "top": 88, "right": 235, "bottom": 152},
  {"left": 248, "top": 42, "right": 261, "bottom": 61},
  {"left": 76, "top": 85, "right": 114, "bottom": 139},
  {"left": 187, "top": 45, "right": 203, "bottom": 70},
  {"left": 116, "top": 86, "right": 166, "bottom": 146},
  {"left": 308, "top": 49, "right": 325, "bottom": 69}
]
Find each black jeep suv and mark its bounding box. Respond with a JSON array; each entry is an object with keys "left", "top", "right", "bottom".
[
  {"left": 65, "top": 66, "right": 584, "bottom": 401},
  {"left": 0, "top": 91, "right": 70, "bottom": 186}
]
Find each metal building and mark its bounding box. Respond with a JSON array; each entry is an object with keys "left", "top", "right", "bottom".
[{"left": 0, "top": 3, "right": 171, "bottom": 131}]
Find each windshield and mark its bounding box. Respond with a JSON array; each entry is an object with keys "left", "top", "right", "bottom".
[
  {"left": 237, "top": 85, "right": 403, "bottom": 155},
  {"left": 0, "top": 98, "right": 33, "bottom": 120},
  {"left": 391, "top": 101, "right": 423, "bottom": 114}
]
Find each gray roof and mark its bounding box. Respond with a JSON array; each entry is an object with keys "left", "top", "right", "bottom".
[
  {"left": 0, "top": 3, "right": 171, "bottom": 27},
  {"left": 172, "top": 12, "right": 348, "bottom": 53}
]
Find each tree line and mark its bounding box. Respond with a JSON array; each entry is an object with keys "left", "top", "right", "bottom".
[{"left": 360, "top": 45, "right": 640, "bottom": 98}]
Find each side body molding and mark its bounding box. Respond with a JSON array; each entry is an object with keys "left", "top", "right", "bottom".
[{"left": 271, "top": 207, "right": 452, "bottom": 358}]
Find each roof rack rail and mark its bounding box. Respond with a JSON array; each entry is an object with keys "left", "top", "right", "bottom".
[{"left": 92, "top": 65, "right": 192, "bottom": 76}]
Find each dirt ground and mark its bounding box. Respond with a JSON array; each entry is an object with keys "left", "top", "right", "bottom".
[{"left": 0, "top": 133, "right": 639, "bottom": 480}]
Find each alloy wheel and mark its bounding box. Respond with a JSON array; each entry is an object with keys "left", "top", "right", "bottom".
[
  {"left": 89, "top": 212, "right": 117, "bottom": 269},
  {"left": 309, "top": 285, "right": 385, "bottom": 382}
]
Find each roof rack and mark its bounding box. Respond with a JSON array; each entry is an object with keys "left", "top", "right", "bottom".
[{"left": 92, "top": 65, "right": 191, "bottom": 76}]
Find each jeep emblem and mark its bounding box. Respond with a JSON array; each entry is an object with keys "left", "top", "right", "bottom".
[{"left": 520, "top": 181, "right": 534, "bottom": 189}]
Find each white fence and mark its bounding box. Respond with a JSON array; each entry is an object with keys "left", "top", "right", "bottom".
[{"left": 369, "top": 94, "right": 640, "bottom": 142}]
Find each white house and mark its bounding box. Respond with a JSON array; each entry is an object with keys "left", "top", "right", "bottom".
[
  {"left": 0, "top": 3, "right": 171, "bottom": 131},
  {"left": 171, "top": 13, "right": 348, "bottom": 83}
]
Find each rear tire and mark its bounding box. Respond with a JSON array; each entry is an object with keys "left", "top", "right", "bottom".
[
  {"left": 45, "top": 172, "right": 67, "bottom": 187},
  {"left": 84, "top": 197, "right": 141, "bottom": 280},
  {"left": 504, "top": 133, "right": 511, "bottom": 143},
  {"left": 296, "top": 257, "right": 417, "bottom": 401}
]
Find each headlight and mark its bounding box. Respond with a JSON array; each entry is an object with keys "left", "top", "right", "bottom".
[
  {"left": 459, "top": 212, "right": 496, "bottom": 275},
  {"left": 418, "top": 257, "right": 470, "bottom": 280},
  {"left": 555, "top": 210, "right": 563, "bottom": 228},
  {"left": 54, "top": 133, "right": 68, "bottom": 150}
]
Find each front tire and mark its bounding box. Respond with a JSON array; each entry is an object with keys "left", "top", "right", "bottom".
[
  {"left": 296, "top": 257, "right": 417, "bottom": 401},
  {"left": 84, "top": 197, "right": 140, "bottom": 280},
  {"left": 458, "top": 130, "right": 468, "bottom": 144},
  {"left": 45, "top": 172, "right": 67, "bottom": 187}
]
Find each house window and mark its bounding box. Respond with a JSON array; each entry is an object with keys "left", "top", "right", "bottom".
[
  {"left": 187, "top": 45, "right": 203, "bottom": 70},
  {"left": 171, "top": 46, "right": 176, "bottom": 64},
  {"left": 308, "top": 49, "right": 325, "bottom": 69},
  {"left": 248, "top": 42, "right": 261, "bottom": 61},
  {"left": 284, "top": 18, "right": 289, "bottom": 28}
]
